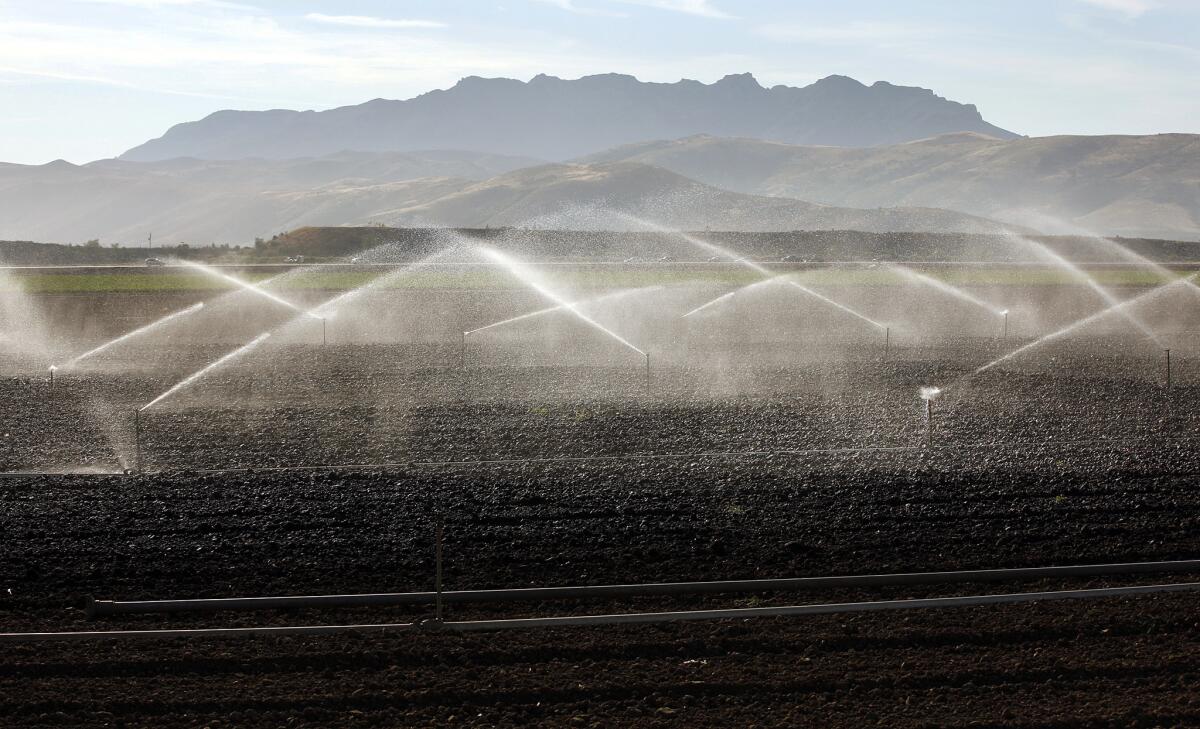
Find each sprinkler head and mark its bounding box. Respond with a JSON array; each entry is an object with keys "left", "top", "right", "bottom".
[
  {"left": 999, "top": 309, "right": 1009, "bottom": 317},
  {"left": 919, "top": 386, "right": 942, "bottom": 401}
]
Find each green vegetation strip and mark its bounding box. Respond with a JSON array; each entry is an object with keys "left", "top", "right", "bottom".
[{"left": 4, "top": 266, "right": 1184, "bottom": 294}]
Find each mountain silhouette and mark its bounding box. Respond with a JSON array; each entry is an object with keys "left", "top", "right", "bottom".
[{"left": 120, "top": 72, "right": 1017, "bottom": 162}]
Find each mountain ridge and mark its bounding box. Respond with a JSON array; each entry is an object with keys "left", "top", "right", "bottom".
[{"left": 119, "top": 72, "right": 1018, "bottom": 162}]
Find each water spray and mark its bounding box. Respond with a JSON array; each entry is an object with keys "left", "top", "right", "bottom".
[
  {"left": 1009, "top": 234, "right": 1161, "bottom": 345},
  {"left": 681, "top": 274, "right": 885, "bottom": 332},
  {"left": 782, "top": 278, "right": 887, "bottom": 331},
  {"left": 59, "top": 302, "right": 205, "bottom": 370},
  {"left": 307, "top": 245, "right": 462, "bottom": 321},
  {"left": 926, "top": 273, "right": 1200, "bottom": 401},
  {"left": 470, "top": 286, "right": 665, "bottom": 334},
  {"left": 621, "top": 214, "right": 884, "bottom": 332},
  {"left": 973, "top": 273, "right": 1199, "bottom": 379},
  {"left": 682, "top": 289, "right": 740, "bottom": 319},
  {"left": 886, "top": 263, "right": 1007, "bottom": 320},
  {"left": 140, "top": 332, "right": 272, "bottom": 412},
  {"left": 176, "top": 260, "right": 317, "bottom": 320},
  {"left": 477, "top": 245, "right": 646, "bottom": 356}
]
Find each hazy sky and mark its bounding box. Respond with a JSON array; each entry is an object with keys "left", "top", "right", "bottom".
[{"left": 0, "top": 0, "right": 1197, "bottom": 164}]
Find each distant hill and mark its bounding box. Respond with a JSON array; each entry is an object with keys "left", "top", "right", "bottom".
[
  {"left": 119, "top": 73, "right": 1018, "bottom": 162},
  {"left": 0, "top": 156, "right": 1015, "bottom": 244},
  {"left": 581, "top": 133, "right": 1200, "bottom": 240},
  {"left": 375, "top": 162, "right": 1014, "bottom": 234},
  {"left": 0, "top": 151, "right": 531, "bottom": 243}
]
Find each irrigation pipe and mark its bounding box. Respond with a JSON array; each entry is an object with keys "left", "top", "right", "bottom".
[
  {"left": 85, "top": 559, "right": 1200, "bottom": 617},
  {"left": 9, "top": 581, "right": 1200, "bottom": 643}
]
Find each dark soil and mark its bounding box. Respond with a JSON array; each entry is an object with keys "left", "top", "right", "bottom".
[
  {"left": 4, "top": 324, "right": 1200, "bottom": 725},
  {"left": 4, "top": 447, "right": 1200, "bottom": 727}
]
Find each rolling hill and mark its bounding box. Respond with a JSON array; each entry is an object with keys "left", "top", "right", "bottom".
[
  {"left": 0, "top": 157, "right": 1013, "bottom": 244},
  {"left": 581, "top": 133, "right": 1200, "bottom": 240},
  {"left": 0, "top": 151, "right": 532, "bottom": 244},
  {"left": 373, "top": 162, "right": 1013, "bottom": 234}
]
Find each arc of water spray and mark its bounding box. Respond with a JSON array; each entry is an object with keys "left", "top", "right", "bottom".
[
  {"left": 176, "top": 260, "right": 319, "bottom": 320},
  {"left": 682, "top": 273, "right": 887, "bottom": 331},
  {"left": 927, "top": 274, "right": 1200, "bottom": 401},
  {"left": 54, "top": 265, "right": 300, "bottom": 372},
  {"left": 1010, "top": 234, "right": 1161, "bottom": 345},
  {"left": 683, "top": 275, "right": 789, "bottom": 318},
  {"left": 618, "top": 213, "right": 885, "bottom": 331},
  {"left": 973, "top": 274, "right": 1198, "bottom": 377},
  {"left": 59, "top": 302, "right": 204, "bottom": 369},
  {"left": 885, "top": 264, "right": 1007, "bottom": 318},
  {"left": 780, "top": 277, "right": 887, "bottom": 331},
  {"left": 466, "top": 285, "right": 664, "bottom": 336},
  {"left": 617, "top": 213, "right": 773, "bottom": 275},
  {"left": 306, "top": 246, "right": 461, "bottom": 320},
  {"left": 477, "top": 245, "right": 646, "bottom": 356},
  {"left": 1059, "top": 228, "right": 1200, "bottom": 300},
  {"left": 140, "top": 332, "right": 271, "bottom": 411}
]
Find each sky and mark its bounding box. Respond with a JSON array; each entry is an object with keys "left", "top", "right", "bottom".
[{"left": 0, "top": 0, "right": 1197, "bottom": 164}]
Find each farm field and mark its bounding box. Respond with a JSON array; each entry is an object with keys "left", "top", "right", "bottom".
[{"left": 4, "top": 266, "right": 1200, "bottom": 727}]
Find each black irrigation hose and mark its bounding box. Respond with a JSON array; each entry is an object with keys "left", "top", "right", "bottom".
[
  {"left": 9, "top": 581, "right": 1200, "bottom": 643},
  {"left": 86, "top": 559, "right": 1200, "bottom": 617}
]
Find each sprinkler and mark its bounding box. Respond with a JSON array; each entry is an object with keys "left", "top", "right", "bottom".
[
  {"left": 883, "top": 327, "right": 890, "bottom": 363},
  {"left": 645, "top": 352, "right": 651, "bottom": 395},
  {"left": 461, "top": 331, "right": 467, "bottom": 370},
  {"left": 919, "top": 387, "right": 941, "bottom": 447},
  {"left": 1001, "top": 310, "right": 1009, "bottom": 341},
  {"left": 1165, "top": 348, "right": 1172, "bottom": 389},
  {"left": 322, "top": 318, "right": 327, "bottom": 346},
  {"left": 47, "top": 365, "right": 56, "bottom": 396}
]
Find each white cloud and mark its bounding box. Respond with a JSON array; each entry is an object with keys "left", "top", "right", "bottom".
[
  {"left": 758, "top": 21, "right": 938, "bottom": 44},
  {"left": 1076, "top": 0, "right": 1160, "bottom": 17},
  {"left": 611, "top": 0, "right": 734, "bottom": 20},
  {"left": 74, "top": 0, "right": 256, "bottom": 9},
  {"left": 303, "top": 14, "right": 448, "bottom": 30},
  {"left": 531, "top": 0, "right": 629, "bottom": 18},
  {"left": 0, "top": 64, "right": 300, "bottom": 104}
]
